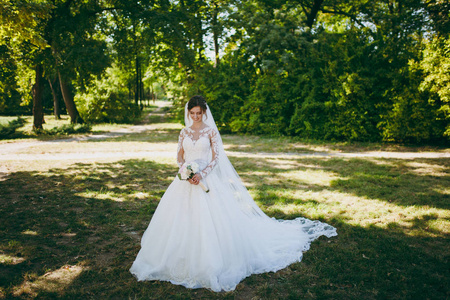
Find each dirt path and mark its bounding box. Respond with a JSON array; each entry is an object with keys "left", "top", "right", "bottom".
[
  {"left": 1, "top": 149, "right": 449, "bottom": 161},
  {"left": 0, "top": 101, "right": 170, "bottom": 156},
  {"left": 0, "top": 125, "right": 152, "bottom": 155},
  {"left": 0, "top": 100, "right": 449, "bottom": 161}
]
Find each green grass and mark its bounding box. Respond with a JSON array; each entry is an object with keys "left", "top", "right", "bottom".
[
  {"left": 0, "top": 115, "right": 140, "bottom": 142},
  {"left": 0, "top": 115, "right": 70, "bottom": 132},
  {"left": 0, "top": 102, "right": 162, "bottom": 141},
  {"left": 0, "top": 104, "right": 449, "bottom": 299},
  {"left": 222, "top": 134, "right": 450, "bottom": 154}
]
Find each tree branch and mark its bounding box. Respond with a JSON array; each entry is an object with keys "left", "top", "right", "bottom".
[
  {"left": 306, "top": 0, "right": 324, "bottom": 28},
  {"left": 319, "top": 8, "right": 363, "bottom": 27}
]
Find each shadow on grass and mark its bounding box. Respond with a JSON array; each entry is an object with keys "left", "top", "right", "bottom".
[
  {"left": 231, "top": 156, "right": 450, "bottom": 210},
  {"left": 0, "top": 158, "right": 448, "bottom": 299},
  {"left": 0, "top": 159, "right": 175, "bottom": 298}
]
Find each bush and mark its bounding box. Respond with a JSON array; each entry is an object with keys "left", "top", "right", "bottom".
[
  {"left": 184, "top": 28, "right": 449, "bottom": 143},
  {"left": 75, "top": 66, "right": 142, "bottom": 124},
  {"left": 77, "top": 91, "right": 141, "bottom": 124},
  {"left": 44, "top": 124, "right": 92, "bottom": 135},
  {"left": 0, "top": 117, "right": 26, "bottom": 139}
]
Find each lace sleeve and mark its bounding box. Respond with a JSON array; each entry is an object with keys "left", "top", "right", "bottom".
[
  {"left": 200, "top": 129, "right": 220, "bottom": 178},
  {"left": 177, "top": 128, "right": 186, "bottom": 168}
]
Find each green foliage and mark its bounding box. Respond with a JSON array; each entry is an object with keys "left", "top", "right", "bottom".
[
  {"left": 0, "top": 44, "right": 23, "bottom": 114},
  {"left": 419, "top": 37, "right": 450, "bottom": 137},
  {"left": 379, "top": 64, "right": 444, "bottom": 143},
  {"left": 0, "top": 0, "right": 52, "bottom": 49},
  {"left": 230, "top": 73, "right": 295, "bottom": 135},
  {"left": 75, "top": 66, "right": 141, "bottom": 124},
  {"left": 0, "top": 117, "right": 26, "bottom": 139},
  {"left": 178, "top": 1, "right": 449, "bottom": 144},
  {"left": 0, "top": 0, "right": 52, "bottom": 112},
  {"left": 187, "top": 49, "right": 255, "bottom": 133},
  {"left": 1, "top": 0, "right": 449, "bottom": 143}
]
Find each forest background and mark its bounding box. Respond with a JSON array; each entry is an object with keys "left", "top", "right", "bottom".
[{"left": 0, "top": 0, "right": 449, "bottom": 143}]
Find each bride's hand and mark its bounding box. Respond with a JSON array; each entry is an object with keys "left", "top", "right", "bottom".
[{"left": 189, "top": 173, "right": 202, "bottom": 185}]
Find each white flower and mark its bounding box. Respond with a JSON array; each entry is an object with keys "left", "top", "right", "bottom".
[
  {"left": 187, "top": 162, "right": 199, "bottom": 174},
  {"left": 177, "top": 161, "right": 209, "bottom": 192},
  {"left": 178, "top": 162, "right": 199, "bottom": 180}
]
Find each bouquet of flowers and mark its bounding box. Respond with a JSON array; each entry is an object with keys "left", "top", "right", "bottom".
[{"left": 178, "top": 162, "right": 209, "bottom": 193}]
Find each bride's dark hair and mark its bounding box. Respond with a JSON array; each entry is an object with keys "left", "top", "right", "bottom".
[{"left": 188, "top": 95, "right": 207, "bottom": 112}]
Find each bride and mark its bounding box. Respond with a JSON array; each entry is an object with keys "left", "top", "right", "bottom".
[{"left": 130, "top": 95, "right": 337, "bottom": 292}]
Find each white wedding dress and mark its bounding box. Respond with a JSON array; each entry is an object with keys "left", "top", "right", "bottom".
[{"left": 130, "top": 124, "right": 337, "bottom": 292}]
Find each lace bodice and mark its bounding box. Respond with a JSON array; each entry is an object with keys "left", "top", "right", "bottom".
[{"left": 177, "top": 126, "right": 220, "bottom": 178}]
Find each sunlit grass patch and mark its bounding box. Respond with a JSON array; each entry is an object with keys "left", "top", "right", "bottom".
[
  {"left": 0, "top": 254, "right": 26, "bottom": 265},
  {"left": 222, "top": 133, "right": 449, "bottom": 154},
  {"left": 13, "top": 265, "right": 85, "bottom": 298},
  {"left": 22, "top": 230, "right": 38, "bottom": 236},
  {"left": 237, "top": 154, "right": 449, "bottom": 242},
  {"left": 405, "top": 161, "right": 449, "bottom": 176},
  {"left": 223, "top": 135, "right": 317, "bottom": 154},
  {"left": 265, "top": 158, "right": 322, "bottom": 170},
  {"left": 78, "top": 188, "right": 126, "bottom": 202},
  {"left": 0, "top": 116, "right": 21, "bottom": 125},
  {"left": 434, "top": 186, "right": 450, "bottom": 195},
  {"left": 278, "top": 168, "right": 342, "bottom": 187}
]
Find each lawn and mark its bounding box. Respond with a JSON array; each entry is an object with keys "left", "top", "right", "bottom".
[
  {"left": 0, "top": 103, "right": 160, "bottom": 141},
  {"left": 0, "top": 106, "right": 448, "bottom": 299}
]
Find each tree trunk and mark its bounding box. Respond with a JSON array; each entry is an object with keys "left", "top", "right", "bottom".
[
  {"left": 48, "top": 78, "right": 61, "bottom": 120},
  {"left": 135, "top": 55, "right": 140, "bottom": 105},
  {"left": 196, "top": 12, "right": 204, "bottom": 61},
  {"left": 32, "top": 64, "right": 44, "bottom": 130},
  {"left": 139, "top": 65, "right": 144, "bottom": 109},
  {"left": 212, "top": 3, "right": 220, "bottom": 67},
  {"left": 58, "top": 72, "right": 84, "bottom": 124},
  {"left": 150, "top": 84, "right": 155, "bottom": 103}
]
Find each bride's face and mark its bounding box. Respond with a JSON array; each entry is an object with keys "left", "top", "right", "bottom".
[{"left": 189, "top": 106, "right": 204, "bottom": 123}]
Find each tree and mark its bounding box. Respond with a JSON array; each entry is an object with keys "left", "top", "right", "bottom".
[
  {"left": 419, "top": 37, "right": 450, "bottom": 138},
  {"left": 1, "top": 0, "right": 110, "bottom": 126},
  {"left": 1, "top": 0, "right": 448, "bottom": 142},
  {"left": 46, "top": 0, "right": 113, "bottom": 124},
  {"left": 0, "top": 0, "right": 52, "bottom": 129}
]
